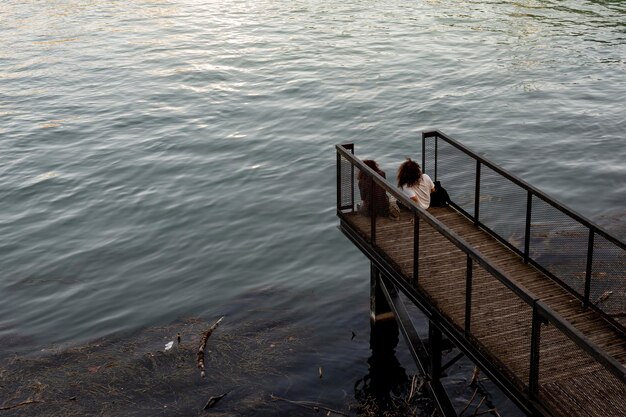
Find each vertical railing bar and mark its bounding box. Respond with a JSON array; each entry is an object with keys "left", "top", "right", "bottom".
[
  {"left": 434, "top": 136, "right": 438, "bottom": 181},
  {"left": 584, "top": 230, "right": 594, "bottom": 308},
  {"left": 413, "top": 212, "right": 420, "bottom": 286},
  {"left": 350, "top": 148, "right": 355, "bottom": 212},
  {"left": 524, "top": 191, "right": 532, "bottom": 263},
  {"left": 474, "top": 161, "right": 481, "bottom": 225},
  {"left": 529, "top": 302, "right": 541, "bottom": 397},
  {"left": 465, "top": 255, "right": 473, "bottom": 337},
  {"left": 370, "top": 176, "right": 376, "bottom": 243},
  {"left": 422, "top": 132, "right": 426, "bottom": 175},
  {"left": 336, "top": 152, "right": 341, "bottom": 211}
]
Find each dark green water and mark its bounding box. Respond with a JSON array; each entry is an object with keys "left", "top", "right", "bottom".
[{"left": 1, "top": 0, "right": 624, "bottom": 414}]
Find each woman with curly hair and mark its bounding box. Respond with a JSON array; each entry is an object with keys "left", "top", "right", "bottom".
[{"left": 397, "top": 158, "right": 435, "bottom": 209}]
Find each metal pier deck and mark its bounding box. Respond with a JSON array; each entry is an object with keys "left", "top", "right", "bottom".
[{"left": 336, "top": 132, "right": 626, "bottom": 417}]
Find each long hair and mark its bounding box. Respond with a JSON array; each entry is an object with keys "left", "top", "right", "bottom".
[
  {"left": 359, "top": 159, "right": 383, "bottom": 182},
  {"left": 397, "top": 158, "right": 422, "bottom": 188}
]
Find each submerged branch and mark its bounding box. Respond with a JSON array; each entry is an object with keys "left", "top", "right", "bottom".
[
  {"left": 0, "top": 400, "right": 41, "bottom": 411},
  {"left": 197, "top": 316, "right": 224, "bottom": 378},
  {"left": 270, "top": 394, "right": 351, "bottom": 417}
]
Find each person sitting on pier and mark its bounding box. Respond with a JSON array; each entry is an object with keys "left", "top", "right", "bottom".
[
  {"left": 358, "top": 160, "right": 390, "bottom": 217},
  {"left": 397, "top": 158, "right": 435, "bottom": 209}
]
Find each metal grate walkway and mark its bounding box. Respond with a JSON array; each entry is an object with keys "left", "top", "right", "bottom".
[
  {"left": 343, "top": 208, "right": 626, "bottom": 417},
  {"left": 336, "top": 134, "right": 626, "bottom": 417}
]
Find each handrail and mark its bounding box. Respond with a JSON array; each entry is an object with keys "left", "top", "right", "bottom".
[
  {"left": 423, "top": 129, "right": 626, "bottom": 327},
  {"left": 537, "top": 301, "right": 626, "bottom": 382},
  {"left": 337, "top": 144, "right": 538, "bottom": 305},
  {"left": 423, "top": 130, "right": 626, "bottom": 251},
  {"left": 336, "top": 143, "right": 626, "bottom": 390}
]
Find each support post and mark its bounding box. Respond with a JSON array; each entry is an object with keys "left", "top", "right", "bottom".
[
  {"left": 370, "top": 263, "right": 394, "bottom": 323},
  {"left": 429, "top": 321, "right": 443, "bottom": 382}
]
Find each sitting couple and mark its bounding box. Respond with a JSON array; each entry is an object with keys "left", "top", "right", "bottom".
[{"left": 358, "top": 158, "right": 435, "bottom": 217}]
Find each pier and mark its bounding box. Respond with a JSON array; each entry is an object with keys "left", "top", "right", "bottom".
[{"left": 336, "top": 131, "right": 626, "bottom": 417}]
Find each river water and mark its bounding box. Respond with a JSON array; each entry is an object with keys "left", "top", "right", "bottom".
[{"left": 1, "top": 0, "right": 624, "bottom": 415}]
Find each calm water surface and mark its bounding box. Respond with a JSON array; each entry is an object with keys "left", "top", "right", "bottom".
[{"left": 1, "top": 0, "right": 624, "bottom": 413}]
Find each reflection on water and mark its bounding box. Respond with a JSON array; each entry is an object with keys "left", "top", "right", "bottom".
[{"left": 354, "top": 321, "right": 434, "bottom": 416}]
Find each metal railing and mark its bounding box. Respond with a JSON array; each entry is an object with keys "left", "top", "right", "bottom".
[
  {"left": 336, "top": 143, "right": 626, "bottom": 414},
  {"left": 422, "top": 130, "right": 626, "bottom": 332}
]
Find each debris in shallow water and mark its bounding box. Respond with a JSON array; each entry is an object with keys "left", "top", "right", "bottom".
[
  {"left": 177, "top": 333, "right": 181, "bottom": 344},
  {"left": 595, "top": 290, "right": 613, "bottom": 305},
  {"left": 474, "top": 408, "right": 500, "bottom": 416},
  {"left": 408, "top": 375, "right": 419, "bottom": 402},
  {"left": 460, "top": 387, "right": 478, "bottom": 417},
  {"left": 165, "top": 341, "right": 174, "bottom": 351},
  {"left": 197, "top": 316, "right": 224, "bottom": 377},
  {"left": 470, "top": 366, "right": 480, "bottom": 386},
  {"left": 470, "top": 395, "right": 486, "bottom": 416},
  {"left": 0, "top": 400, "right": 41, "bottom": 411},
  {"left": 270, "top": 394, "right": 350, "bottom": 417},
  {"left": 203, "top": 392, "right": 228, "bottom": 410},
  {"left": 0, "top": 316, "right": 308, "bottom": 416}
]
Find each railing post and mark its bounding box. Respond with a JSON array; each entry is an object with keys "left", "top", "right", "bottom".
[
  {"left": 370, "top": 177, "right": 376, "bottom": 243},
  {"left": 347, "top": 146, "right": 355, "bottom": 211},
  {"left": 422, "top": 132, "right": 427, "bottom": 175},
  {"left": 583, "top": 230, "right": 594, "bottom": 308},
  {"left": 524, "top": 191, "right": 532, "bottom": 263},
  {"left": 529, "top": 302, "right": 542, "bottom": 397},
  {"left": 336, "top": 151, "right": 341, "bottom": 211},
  {"left": 474, "top": 161, "right": 481, "bottom": 225},
  {"left": 434, "top": 136, "right": 438, "bottom": 181},
  {"left": 413, "top": 212, "right": 419, "bottom": 286},
  {"left": 465, "top": 255, "right": 473, "bottom": 337}
]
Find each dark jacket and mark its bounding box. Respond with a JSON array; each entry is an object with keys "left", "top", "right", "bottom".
[{"left": 358, "top": 170, "right": 389, "bottom": 217}]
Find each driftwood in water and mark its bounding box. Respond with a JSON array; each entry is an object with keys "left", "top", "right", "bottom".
[
  {"left": 459, "top": 387, "right": 478, "bottom": 417},
  {"left": 595, "top": 290, "right": 613, "bottom": 305},
  {"left": 270, "top": 395, "right": 350, "bottom": 417},
  {"left": 197, "top": 316, "right": 224, "bottom": 378},
  {"left": 407, "top": 374, "right": 423, "bottom": 403},
  {"left": 203, "top": 392, "right": 229, "bottom": 409},
  {"left": 0, "top": 400, "right": 41, "bottom": 411},
  {"left": 475, "top": 408, "right": 502, "bottom": 417},
  {"left": 470, "top": 366, "right": 480, "bottom": 386},
  {"left": 470, "top": 395, "right": 486, "bottom": 416}
]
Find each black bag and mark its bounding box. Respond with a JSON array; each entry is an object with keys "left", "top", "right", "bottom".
[{"left": 430, "top": 181, "right": 450, "bottom": 207}]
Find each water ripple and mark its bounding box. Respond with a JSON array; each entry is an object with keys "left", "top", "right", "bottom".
[{"left": 0, "top": 0, "right": 624, "bottom": 357}]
